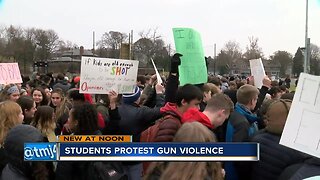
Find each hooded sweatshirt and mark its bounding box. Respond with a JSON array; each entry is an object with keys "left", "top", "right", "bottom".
[
  {"left": 154, "top": 103, "right": 184, "bottom": 142},
  {"left": 182, "top": 108, "right": 213, "bottom": 129}
]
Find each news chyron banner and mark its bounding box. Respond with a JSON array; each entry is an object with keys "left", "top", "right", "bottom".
[{"left": 24, "top": 135, "right": 259, "bottom": 161}]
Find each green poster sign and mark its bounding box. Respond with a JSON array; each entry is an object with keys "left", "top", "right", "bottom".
[{"left": 173, "top": 28, "right": 207, "bottom": 85}]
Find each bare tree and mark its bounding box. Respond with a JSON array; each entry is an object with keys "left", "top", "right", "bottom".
[
  {"left": 97, "top": 31, "right": 128, "bottom": 58},
  {"left": 243, "top": 36, "right": 263, "bottom": 60}
]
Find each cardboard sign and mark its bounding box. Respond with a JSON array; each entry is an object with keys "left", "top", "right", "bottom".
[
  {"left": 173, "top": 28, "right": 207, "bottom": 85},
  {"left": 280, "top": 73, "right": 320, "bottom": 158},
  {"left": 0, "top": 63, "right": 22, "bottom": 84},
  {"left": 249, "top": 59, "right": 266, "bottom": 88},
  {"left": 79, "top": 57, "right": 139, "bottom": 94}
]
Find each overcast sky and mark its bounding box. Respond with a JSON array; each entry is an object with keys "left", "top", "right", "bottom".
[{"left": 0, "top": 0, "right": 319, "bottom": 57}]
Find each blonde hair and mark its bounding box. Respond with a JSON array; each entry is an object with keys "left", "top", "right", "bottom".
[
  {"left": 0, "top": 101, "right": 22, "bottom": 144},
  {"left": 50, "top": 89, "right": 69, "bottom": 122},
  {"left": 204, "top": 83, "right": 221, "bottom": 96},
  {"left": 145, "top": 122, "right": 224, "bottom": 180},
  {"left": 31, "top": 106, "right": 55, "bottom": 134},
  {"left": 237, "top": 84, "right": 259, "bottom": 105}
]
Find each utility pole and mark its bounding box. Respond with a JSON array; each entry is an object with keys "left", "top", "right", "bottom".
[
  {"left": 131, "top": 30, "right": 133, "bottom": 60},
  {"left": 214, "top": 43, "right": 216, "bottom": 75},
  {"left": 93, "top": 31, "right": 95, "bottom": 54},
  {"left": 304, "top": 0, "right": 309, "bottom": 73}
]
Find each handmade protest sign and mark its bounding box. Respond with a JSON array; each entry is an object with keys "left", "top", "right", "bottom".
[
  {"left": 0, "top": 63, "right": 22, "bottom": 84},
  {"left": 280, "top": 73, "right": 320, "bottom": 158},
  {"left": 173, "top": 28, "right": 207, "bottom": 85},
  {"left": 150, "top": 58, "right": 163, "bottom": 85},
  {"left": 249, "top": 58, "right": 266, "bottom": 89},
  {"left": 79, "top": 57, "right": 139, "bottom": 94}
]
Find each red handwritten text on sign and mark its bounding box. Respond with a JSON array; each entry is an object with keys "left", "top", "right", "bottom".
[{"left": 0, "top": 63, "right": 22, "bottom": 84}]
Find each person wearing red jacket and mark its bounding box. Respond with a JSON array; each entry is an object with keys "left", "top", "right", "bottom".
[{"left": 182, "top": 93, "right": 234, "bottom": 130}]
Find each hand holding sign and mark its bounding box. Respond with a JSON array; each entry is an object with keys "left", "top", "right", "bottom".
[{"left": 173, "top": 28, "right": 207, "bottom": 85}]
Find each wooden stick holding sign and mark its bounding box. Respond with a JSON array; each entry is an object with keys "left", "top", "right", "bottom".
[{"left": 150, "top": 58, "right": 163, "bottom": 85}]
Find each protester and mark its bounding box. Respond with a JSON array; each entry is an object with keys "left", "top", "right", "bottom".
[
  {"left": 31, "top": 87, "right": 49, "bottom": 107},
  {"left": 31, "top": 106, "right": 56, "bottom": 142},
  {"left": 145, "top": 122, "right": 224, "bottom": 180},
  {"left": 1, "top": 125, "right": 55, "bottom": 180},
  {"left": 16, "top": 95, "right": 37, "bottom": 125},
  {"left": 182, "top": 93, "right": 234, "bottom": 130},
  {"left": 221, "top": 77, "right": 229, "bottom": 92},
  {"left": 199, "top": 83, "right": 213, "bottom": 111},
  {"left": 42, "top": 84, "right": 52, "bottom": 102},
  {"left": 268, "top": 86, "right": 282, "bottom": 99},
  {"left": 0, "top": 101, "right": 24, "bottom": 174},
  {"left": 284, "top": 75, "right": 291, "bottom": 89},
  {"left": 118, "top": 84, "right": 165, "bottom": 180},
  {"left": 0, "top": 84, "right": 20, "bottom": 102},
  {"left": 224, "top": 77, "right": 271, "bottom": 180},
  {"left": 137, "top": 75, "right": 147, "bottom": 90},
  {"left": 53, "top": 73, "right": 71, "bottom": 93},
  {"left": 224, "top": 81, "right": 238, "bottom": 105},
  {"left": 56, "top": 103, "right": 125, "bottom": 180},
  {"left": 279, "top": 157, "right": 320, "bottom": 180},
  {"left": 49, "top": 88, "right": 69, "bottom": 135},
  {"left": 249, "top": 99, "right": 309, "bottom": 180}
]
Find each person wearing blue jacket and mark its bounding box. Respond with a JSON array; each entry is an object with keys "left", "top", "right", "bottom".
[{"left": 225, "top": 76, "right": 271, "bottom": 180}]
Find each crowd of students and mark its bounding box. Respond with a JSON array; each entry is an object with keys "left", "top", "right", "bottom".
[{"left": 0, "top": 53, "right": 319, "bottom": 180}]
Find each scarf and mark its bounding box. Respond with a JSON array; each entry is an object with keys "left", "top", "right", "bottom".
[
  {"left": 235, "top": 103, "right": 259, "bottom": 123},
  {"left": 235, "top": 103, "right": 259, "bottom": 136}
]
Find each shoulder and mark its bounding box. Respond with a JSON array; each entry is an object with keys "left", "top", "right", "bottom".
[{"left": 229, "top": 112, "right": 248, "bottom": 125}]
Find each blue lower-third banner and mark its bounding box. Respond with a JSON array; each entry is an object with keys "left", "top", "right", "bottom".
[
  {"left": 24, "top": 143, "right": 57, "bottom": 161},
  {"left": 58, "top": 143, "right": 259, "bottom": 161}
]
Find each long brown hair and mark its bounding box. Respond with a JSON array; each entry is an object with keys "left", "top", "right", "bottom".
[
  {"left": 145, "top": 122, "right": 224, "bottom": 180},
  {"left": 0, "top": 101, "right": 23, "bottom": 145},
  {"left": 50, "top": 88, "right": 69, "bottom": 121},
  {"left": 32, "top": 106, "right": 55, "bottom": 133}
]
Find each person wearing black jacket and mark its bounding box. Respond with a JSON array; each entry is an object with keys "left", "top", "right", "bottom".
[
  {"left": 279, "top": 157, "right": 320, "bottom": 180},
  {"left": 118, "top": 85, "right": 165, "bottom": 180},
  {"left": 249, "top": 99, "right": 309, "bottom": 180}
]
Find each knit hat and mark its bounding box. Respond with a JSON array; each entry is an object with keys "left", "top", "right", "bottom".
[
  {"left": 122, "top": 86, "right": 141, "bottom": 104},
  {"left": 4, "top": 125, "right": 44, "bottom": 175},
  {"left": 74, "top": 76, "right": 81, "bottom": 84}
]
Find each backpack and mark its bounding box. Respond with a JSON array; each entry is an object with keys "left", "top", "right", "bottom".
[
  {"left": 87, "top": 161, "right": 128, "bottom": 180},
  {"left": 140, "top": 112, "right": 180, "bottom": 143},
  {"left": 140, "top": 112, "right": 181, "bottom": 175}
]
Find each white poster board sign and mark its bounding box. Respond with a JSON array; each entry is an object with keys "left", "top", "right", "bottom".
[
  {"left": 249, "top": 58, "right": 266, "bottom": 89},
  {"left": 80, "top": 57, "right": 139, "bottom": 94},
  {"left": 280, "top": 73, "right": 320, "bottom": 158},
  {"left": 0, "top": 63, "right": 23, "bottom": 84},
  {"left": 151, "top": 58, "right": 163, "bottom": 85}
]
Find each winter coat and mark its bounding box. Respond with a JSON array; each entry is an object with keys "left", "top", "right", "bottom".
[
  {"left": 279, "top": 158, "right": 320, "bottom": 180},
  {"left": 250, "top": 130, "right": 309, "bottom": 180},
  {"left": 0, "top": 147, "right": 7, "bottom": 177},
  {"left": 118, "top": 94, "right": 164, "bottom": 142},
  {"left": 153, "top": 103, "right": 183, "bottom": 142},
  {"left": 182, "top": 108, "right": 213, "bottom": 129},
  {"left": 55, "top": 130, "right": 102, "bottom": 180},
  {"left": 53, "top": 80, "right": 71, "bottom": 93}
]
